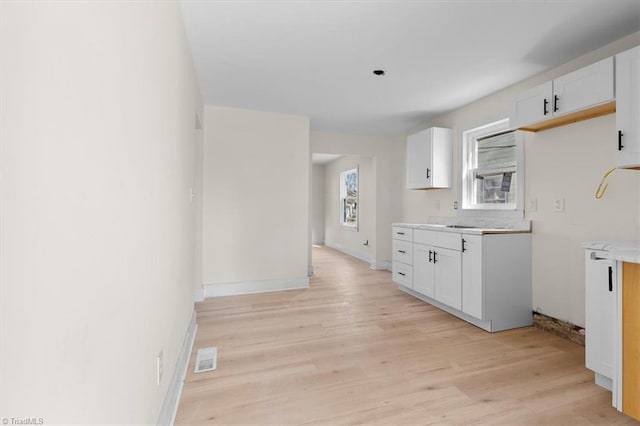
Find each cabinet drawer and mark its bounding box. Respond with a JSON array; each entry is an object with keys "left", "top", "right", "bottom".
[
  {"left": 392, "top": 261, "right": 413, "bottom": 288},
  {"left": 414, "top": 229, "right": 461, "bottom": 251},
  {"left": 392, "top": 240, "right": 413, "bottom": 265},
  {"left": 392, "top": 226, "right": 413, "bottom": 242}
]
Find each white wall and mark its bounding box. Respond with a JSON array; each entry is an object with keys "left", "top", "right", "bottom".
[
  {"left": 0, "top": 1, "right": 201, "bottom": 423},
  {"left": 397, "top": 32, "right": 640, "bottom": 327},
  {"left": 323, "top": 156, "right": 375, "bottom": 261},
  {"left": 311, "top": 131, "right": 402, "bottom": 268},
  {"left": 311, "top": 163, "right": 326, "bottom": 245},
  {"left": 202, "top": 105, "right": 310, "bottom": 287}
]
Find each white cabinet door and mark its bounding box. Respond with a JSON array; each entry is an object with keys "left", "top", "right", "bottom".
[
  {"left": 511, "top": 81, "right": 553, "bottom": 129},
  {"left": 615, "top": 46, "right": 640, "bottom": 169},
  {"left": 553, "top": 57, "right": 614, "bottom": 116},
  {"left": 413, "top": 244, "right": 435, "bottom": 298},
  {"left": 406, "top": 127, "right": 452, "bottom": 189},
  {"left": 433, "top": 247, "right": 462, "bottom": 310},
  {"left": 462, "top": 234, "right": 483, "bottom": 319},
  {"left": 585, "top": 250, "right": 616, "bottom": 380},
  {"left": 406, "top": 129, "right": 432, "bottom": 189}
]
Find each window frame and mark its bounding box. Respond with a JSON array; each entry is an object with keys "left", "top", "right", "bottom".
[
  {"left": 339, "top": 167, "right": 358, "bottom": 230},
  {"left": 461, "top": 119, "right": 524, "bottom": 217}
]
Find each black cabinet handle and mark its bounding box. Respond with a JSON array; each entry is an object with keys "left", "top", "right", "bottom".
[
  {"left": 461, "top": 238, "right": 467, "bottom": 252},
  {"left": 428, "top": 250, "right": 433, "bottom": 263},
  {"left": 398, "top": 272, "right": 406, "bottom": 276},
  {"left": 398, "top": 250, "right": 406, "bottom": 254},
  {"left": 543, "top": 98, "right": 549, "bottom": 115},
  {"left": 426, "top": 168, "right": 431, "bottom": 179},
  {"left": 618, "top": 130, "right": 624, "bottom": 151},
  {"left": 397, "top": 232, "right": 405, "bottom": 235},
  {"left": 553, "top": 95, "right": 559, "bottom": 112},
  {"left": 608, "top": 266, "right": 613, "bottom": 292},
  {"left": 433, "top": 251, "right": 438, "bottom": 263}
]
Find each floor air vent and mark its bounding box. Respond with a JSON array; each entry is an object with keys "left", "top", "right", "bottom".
[{"left": 194, "top": 347, "right": 217, "bottom": 373}]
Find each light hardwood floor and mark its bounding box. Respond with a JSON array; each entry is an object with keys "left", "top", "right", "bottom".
[{"left": 176, "top": 246, "right": 637, "bottom": 425}]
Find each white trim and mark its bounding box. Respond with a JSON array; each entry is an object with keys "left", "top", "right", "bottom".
[
  {"left": 202, "top": 277, "right": 309, "bottom": 298},
  {"left": 157, "top": 310, "right": 198, "bottom": 426},
  {"left": 307, "top": 264, "right": 314, "bottom": 276},
  {"left": 325, "top": 240, "right": 372, "bottom": 264},
  {"left": 193, "top": 288, "right": 204, "bottom": 303},
  {"left": 461, "top": 119, "right": 525, "bottom": 216},
  {"left": 370, "top": 260, "right": 392, "bottom": 271}
]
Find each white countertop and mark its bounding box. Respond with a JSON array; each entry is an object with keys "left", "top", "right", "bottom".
[
  {"left": 583, "top": 241, "right": 640, "bottom": 264},
  {"left": 393, "top": 217, "right": 531, "bottom": 235}
]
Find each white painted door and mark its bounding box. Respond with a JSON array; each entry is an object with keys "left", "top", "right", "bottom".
[
  {"left": 406, "top": 128, "right": 432, "bottom": 189},
  {"left": 553, "top": 56, "right": 614, "bottom": 116},
  {"left": 585, "top": 250, "right": 616, "bottom": 379},
  {"left": 461, "top": 234, "right": 483, "bottom": 319},
  {"left": 615, "top": 46, "right": 640, "bottom": 169},
  {"left": 511, "top": 81, "right": 553, "bottom": 128},
  {"left": 413, "top": 244, "right": 435, "bottom": 298},
  {"left": 433, "top": 247, "right": 462, "bottom": 310}
]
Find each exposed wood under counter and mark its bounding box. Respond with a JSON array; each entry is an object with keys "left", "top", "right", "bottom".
[{"left": 623, "top": 261, "right": 640, "bottom": 420}]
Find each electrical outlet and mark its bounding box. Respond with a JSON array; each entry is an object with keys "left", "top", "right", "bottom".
[
  {"left": 453, "top": 201, "right": 458, "bottom": 210},
  {"left": 157, "top": 349, "right": 163, "bottom": 385},
  {"left": 434, "top": 200, "right": 440, "bottom": 210},
  {"left": 553, "top": 198, "right": 565, "bottom": 213},
  {"left": 189, "top": 187, "right": 195, "bottom": 203},
  {"left": 527, "top": 198, "right": 537, "bottom": 212}
]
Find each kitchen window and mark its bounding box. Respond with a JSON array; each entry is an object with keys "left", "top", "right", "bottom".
[{"left": 461, "top": 119, "right": 524, "bottom": 214}]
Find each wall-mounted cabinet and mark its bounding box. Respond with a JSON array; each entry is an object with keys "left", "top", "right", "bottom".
[
  {"left": 406, "top": 127, "right": 452, "bottom": 189},
  {"left": 615, "top": 46, "right": 640, "bottom": 170},
  {"left": 511, "top": 57, "right": 615, "bottom": 132}
]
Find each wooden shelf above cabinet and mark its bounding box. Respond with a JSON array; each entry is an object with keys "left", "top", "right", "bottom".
[{"left": 517, "top": 101, "right": 616, "bottom": 132}]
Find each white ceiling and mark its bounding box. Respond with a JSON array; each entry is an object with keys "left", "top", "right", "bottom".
[{"left": 180, "top": 0, "right": 640, "bottom": 136}]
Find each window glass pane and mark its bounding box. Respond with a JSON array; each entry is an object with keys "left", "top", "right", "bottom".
[
  {"left": 477, "top": 132, "right": 515, "bottom": 169},
  {"left": 473, "top": 170, "right": 516, "bottom": 205}
]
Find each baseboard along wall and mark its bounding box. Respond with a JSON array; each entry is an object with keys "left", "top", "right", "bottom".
[{"left": 157, "top": 310, "right": 198, "bottom": 426}]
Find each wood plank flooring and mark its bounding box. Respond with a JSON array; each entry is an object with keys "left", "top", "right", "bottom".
[{"left": 175, "top": 246, "right": 637, "bottom": 425}]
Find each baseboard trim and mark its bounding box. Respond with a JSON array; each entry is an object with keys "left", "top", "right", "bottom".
[
  {"left": 157, "top": 310, "right": 197, "bottom": 426},
  {"left": 370, "top": 260, "right": 391, "bottom": 271},
  {"left": 308, "top": 264, "right": 314, "bottom": 276},
  {"left": 202, "top": 276, "right": 309, "bottom": 298},
  {"left": 193, "top": 288, "right": 204, "bottom": 303},
  {"left": 325, "top": 240, "right": 373, "bottom": 264}
]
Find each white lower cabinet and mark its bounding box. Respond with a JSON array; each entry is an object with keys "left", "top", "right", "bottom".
[
  {"left": 413, "top": 244, "right": 435, "bottom": 297},
  {"left": 433, "top": 247, "right": 462, "bottom": 310},
  {"left": 461, "top": 235, "right": 483, "bottom": 319},
  {"left": 394, "top": 226, "right": 532, "bottom": 332},
  {"left": 585, "top": 249, "right": 616, "bottom": 389},
  {"left": 392, "top": 226, "right": 414, "bottom": 289}
]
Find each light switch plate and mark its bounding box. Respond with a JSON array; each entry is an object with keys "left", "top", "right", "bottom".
[{"left": 527, "top": 198, "right": 537, "bottom": 212}]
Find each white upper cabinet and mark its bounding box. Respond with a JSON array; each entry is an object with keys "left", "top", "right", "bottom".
[
  {"left": 615, "top": 46, "right": 640, "bottom": 169},
  {"left": 511, "top": 81, "right": 553, "bottom": 129},
  {"left": 406, "top": 127, "right": 452, "bottom": 189},
  {"left": 553, "top": 57, "right": 614, "bottom": 115},
  {"left": 511, "top": 57, "right": 615, "bottom": 131}
]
